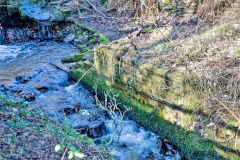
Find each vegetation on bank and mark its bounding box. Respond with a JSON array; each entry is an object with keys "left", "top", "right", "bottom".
[{"left": 0, "top": 94, "right": 112, "bottom": 160}]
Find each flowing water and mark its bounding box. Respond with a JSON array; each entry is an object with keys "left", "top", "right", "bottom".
[{"left": 0, "top": 41, "right": 182, "bottom": 160}]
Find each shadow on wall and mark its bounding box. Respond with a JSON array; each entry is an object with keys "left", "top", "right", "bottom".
[{"left": 69, "top": 69, "right": 240, "bottom": 160}]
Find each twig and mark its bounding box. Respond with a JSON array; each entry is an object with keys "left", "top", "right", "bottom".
[
  {"left": 61, "top": 146, "right": 69, "bottom": 160},
  {"left": 0, "top": 3, "right": 18, "bottom": 7},
  {"left": 93, "top": 86, "right": 131, "bottom": 147},
  {"left": 84, "top": 0, "right": 107, "bottom": 19},
  {"left": 73, "top": 0, "right": 82, "bottom": 17},
  {"left": 209, "top": 92, "right": 240, "bottom": 122},
  {"left": 106, "top": 7, "right": 116, "bottom": 13},
  {"left": 55, "top": 66, "right": 95, "bottom": 117},
  {"left": 78, "top": 15, "right": 102, "bottom": 19},
  {"left": 78, "top": 3, "right": 91, "bottom": 11},
  {"left": 235, "top": 126, "right": 239, "bottom": 153},
  {"left": 128, "top": 26, "right": 142, "bottom": 40},
  {"left": 50, "top": 62, "right": 69, "bottom": 73}
]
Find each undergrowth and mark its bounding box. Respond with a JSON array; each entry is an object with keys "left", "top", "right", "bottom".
[{"left": 0, "top": 93, "right": 112, "bottom": 160}]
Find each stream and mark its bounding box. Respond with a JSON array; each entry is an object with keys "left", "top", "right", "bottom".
[{"left": 0, "top": 41, "right": 182, "bottom": 160}]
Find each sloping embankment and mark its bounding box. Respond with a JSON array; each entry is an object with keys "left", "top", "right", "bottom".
[
  {"left": 0, "top": 94, "right": 112, "bottom": 160},
  {"left": 68, "top": 10, "right": 240, "bottom": 159}
]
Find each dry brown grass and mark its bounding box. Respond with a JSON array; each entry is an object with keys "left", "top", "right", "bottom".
[
  {"left": 197, "top": 0, "right": 234, "bottom": 20},
  {"left": 115, "top": 8, "right": 240, "bottom": 152}
]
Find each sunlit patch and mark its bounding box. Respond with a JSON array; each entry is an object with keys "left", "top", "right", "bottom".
[{"left": 0, "top": 45, "right": 22, "bottom": 61}]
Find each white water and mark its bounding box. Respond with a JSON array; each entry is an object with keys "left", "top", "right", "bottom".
[
  {"left": 100, "top": 120, "right": 182, "bottom": 160},
  {"left": 0, "top": 45, "right": 22, "bottom": 61}
]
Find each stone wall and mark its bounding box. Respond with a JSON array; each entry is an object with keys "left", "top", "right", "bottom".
[
  {"left": 94, "top": 42, "right": 198, "bottom": 130},
  {"left": 69, "top": 20, "right": 240, "bottom": 159},
  {"left": 91, "top": 20, "right": 240, "bottom": 159}
]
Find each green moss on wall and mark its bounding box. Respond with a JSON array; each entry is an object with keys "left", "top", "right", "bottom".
[
  {"left": 69, "top": 69, "right": 239, "bottom": 160},
  {"left": 99, "top": 34, "right": 111, "bottom": 44}
]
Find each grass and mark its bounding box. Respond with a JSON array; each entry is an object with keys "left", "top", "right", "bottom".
[{"left": 0, "top": 94, "right": 112, "bottom": 160}]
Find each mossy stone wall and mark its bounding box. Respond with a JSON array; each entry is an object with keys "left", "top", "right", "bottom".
[
  {"left": 94, "top": 43, "right": 200, "bottom": 130},
  {"left": 89, "top": 40, "right": 240, "bottom": 159},
  {"left": 69, "top": 68, "right": 240, "bottom": 159}
]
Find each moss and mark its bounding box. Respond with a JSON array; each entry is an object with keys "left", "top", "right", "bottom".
[
  {"left": 235, "top": 49, "right": 240, "bottom": 55},
  {"left": 88, "top": 37, "right": 97, "bottom": 44},
  {"left": 77, "top": 24, "right": 96, "bottom": 34},
  {"left": 71, "top": 20, "right": 96, "bottom": 34},
  {"left": 76, "top": 30, "right": 83, "bottom": 35},
  {"left": 84, "top": 26, "right": 96, "bottom": 34},
  {"left": 227, "top": 121, "right": 239, "bottom": 128},
  {"left": 75, "top": 60, "right": 92, "bottom": 69},
  {"left": 152, "top": 68, "right": 168, "bottom": 76},
  {"left": 61, "top": 9, "right": 72, "bottom": 18},
  {"left": 176, "top": 59, "right": 182, "bottom": 65},
  {"left": 142, "top": 27, "right": 153, "bottom": 33},
  {"left": 29, "top": 0, "right": 39, "bottom": 4},
  {"left": 190, "top": 2, "right": 198, "bottom": 7},
  {"left": 183, "top": 51, "right": 198, "bottom": 56},
  {"left": 162, "top": 0, "right": 170, "bottom": 5},
  {"left": 71, "top": 20, "right": 110, "bottom": 45},
  {"left": 62, "top": 52, "right": 91, "bottom": 63},
  {"left": 100, "top": 0, "right": 108, "bottom": 8},
  {"left": 99, "top": 34, "right": 111, "bottom": 44},
  {"left": 78, "top": 45, "right": 90, "bottom": 53},
  {"left": 69, "top": 69, "right": 239, "bottom": 160}
]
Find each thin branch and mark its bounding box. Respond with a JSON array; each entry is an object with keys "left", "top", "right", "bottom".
[
  {"left": 0, "top": 3, "right": 18, "bottom": 7},
  {"left": 50, "top": 62, "right": 69, "bottom": 73},
  {"left": 209, "top": 92, "right": 240, "bottom": 122},
  {"left": 84, "top": 0, "right": 107, "bottom": 19},
  {"left": 55, "top": 66, "right": 95, "bottom": 118},
  {"left": 61, "top": 147, "right": 69, "bottom": 160}
]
